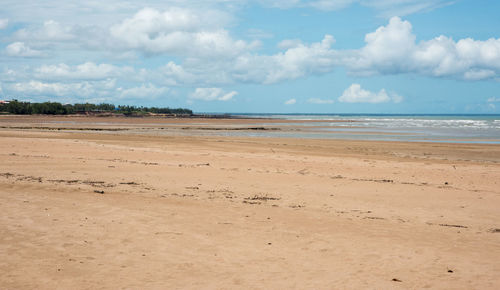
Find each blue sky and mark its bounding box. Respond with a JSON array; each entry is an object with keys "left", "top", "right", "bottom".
[{"left": 0, "top": 0, "right": 499, "bottom": 113}]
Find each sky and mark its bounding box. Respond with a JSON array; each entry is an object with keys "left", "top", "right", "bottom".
[{"left": 0, "top": 0, "right": 499, "bottom": 113}]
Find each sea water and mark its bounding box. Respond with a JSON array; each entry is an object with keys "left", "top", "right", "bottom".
[{"left": 229, "top": 114, "right": 500, "bottom": 144}]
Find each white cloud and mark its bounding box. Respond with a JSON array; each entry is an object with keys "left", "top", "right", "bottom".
[
  {"left": 277, "top": 39, "right": 303, "bottom": 50},
  {"left": 7, "top": 79, "right": 116, "bottom": 97},
  {"left": 190, "top": 88, "right": 237, "bottom": 101},
  {"left": 0, "top": 0, "right": 449, "bottom": 28},
  {"left": 356, "top": 16, "right": 416, "bottom": 74},
  {"left": 266, "top": 35, "right": 336, "bottom": 83},
  {"left": 338, "top": 83, "right": 402, "bottom": 103},
  {"left": 1, "top": 7, "right": 499, "bottom": 104},
  {"left": 0, "top": 68, "right": 28, "bottom": 82},
  {"left": 284, "top": 98, "right": 296, "bottom": 105},
  {"left": 155, "top": 35, "right": 338, "bottom": 86},
  {"left": 360, "top": 0, "right": 451, "bottom": 17},
  {"left": 487, "top": 97, "right": 500, "bottom": 103},
  {"left": 34, "top": 62, "right": 133, "bottom": 80},
  {"left": 109, "top": 7, "right": 257, "bottom": 58},
  {"left": 246, "top": 28, "right": 274, "bottom": 39},
  {"left": 0, "top": 19, "right": 8, "bottom": 29},
  {"left": 231, "top": 34, "right": 336, "bottom": 84},
  {"left": 266, "top": 0, "right": 449, "bottom": 16},
  {"left": 342, "top": 17, "right": 500, "bottom": 80},
  {"left": 463, "top": 70, "right": 496, "bottom": 81},
  {"left": 391, "top": 92, "right": 403, "bottom": 103},
  {"left": 147, "top": 16, "right": 500, "bottom": 86},
  {"left": 117, "top": 83, "right": 168, "bottom": 99},
  {"left": 5, "top": 42, "right": 44, "bottom": 57},
  {"left": 14, "top": 20, "right": 75, "bottom": 41},
  {"left": 159, "top": 61, "right": 196, "bottom": 85},
  {"left": 307, "top": 98, "right": 334, "bottom": 104}
]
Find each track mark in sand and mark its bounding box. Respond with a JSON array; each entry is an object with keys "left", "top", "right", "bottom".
[
  {"left": 350, "top": 209, "right": 372, "bottom": 214},
  {"left": 439, "top": 223, "right": 468, "bottom": 229},
  {"left": 94, "top": 158, "right": 159, "bottom": 166},
  {"left": 119, "top": 182, "right": 140, "bottom": 185},
  {"left": 242, "top": 194, "right": 281, "bottom": 206},
  {"left": 330, "top": 175, "right": 344, "bottom": 179},
  {"left": 154, "top": 231, "right": 183, "bottom": 235},
  {"left": 178, "top": 163, "right": 210, "bottom": 168},
  {"left": 171, "top": 193, "right": 196, "bottom": 198},
  {"left": 426, "top": 222, "right": 469, "bottom": 229},
  {"left": 244, "top": 194, "right": 281, "bottom": 202},
  {"left": 298, "top": 169, "right": 309, "bottom": 175},
  {"left": 4, "top": 153, "right": 51, "bottom": 159},
  {"left": 242, "top": 200, "right": 261, "bottom": 205},
  {"left": 0, "top": 172, "right": 119, "bottom": 188},
  {"left": 205, "top": 188, "right": 237, "bottom": 200},
  {"left": 363, "top": 216, "right": 385, "bottom": 220},
  {"left": 352, "top": 178, "right": 394, "bottom": 183},
  {"left": 488, "top": 228, "right": 500, "bottom": 233}
]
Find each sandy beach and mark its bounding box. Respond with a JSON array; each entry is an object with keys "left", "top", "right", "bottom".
[{"left": 1, "top": 115, "right": 499, "bottom": 289}]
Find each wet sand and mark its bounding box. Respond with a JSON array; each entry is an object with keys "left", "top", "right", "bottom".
[{"left": 1, "top": 116, "right": 499, "bottom": 289}]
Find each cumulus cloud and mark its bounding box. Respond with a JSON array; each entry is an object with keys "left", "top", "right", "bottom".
[
  {"left": 190, "top": 88, "right": 237, "bottom": 101},
  {"left": 159, "top": 61, "right": 196, "bottom": 85},
  {"left": 0, "top": 19, "right": 8, "bottom": 29},
  {"left": 338, "top": 84, "right": 402, "bottom": 103},
  {"left": 163, "top": 34, "right": 337, "bottom": 85},
  {"left": 34, "top": 62, "right": 133, "bottom": 80},
  {"left": 5, "top": 42, "right": 44, "bottom": 57},
  {"left": 231, "top": 35, "right": 336, "bottom": 84},
  {"left": 7, "top": 79, "right": 116, "bottom": 97},
  {"left": 277, "top": 39, "right": 303, "bottom": 50},
  {"left": 14, "top": 20, "right": 75, "bottom": 41},
  {"left": 284, "top": 98, "right": 297, "bottom": 105},
  {"left": 342, "top": 17, "right": 500, "bottom": 80},
  {"left": 146, "top": 16, "right": 500, "bottom": 85},
  {"left": 109, "top": 7, "right": 257, "bottom": 58},
  {"left": 117, "top": 83, "right": 169, "bottom": 99},
  {"left": 307, "top": 98, "right": 335, "bottom": 104},
  {"left": 0, "top": 0, "right": 450, "bottom": 28},
  {"left": 2, "top": 7, "right": 499, "bottom": 103}
]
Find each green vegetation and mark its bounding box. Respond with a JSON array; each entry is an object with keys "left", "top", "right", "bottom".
[{"left": 0, "top": 100, "right": 193, "bottom": 116}]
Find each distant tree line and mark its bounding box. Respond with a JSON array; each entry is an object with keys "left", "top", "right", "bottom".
[{"left": 0, "top": 100, "right": 193, "bottom": 116}]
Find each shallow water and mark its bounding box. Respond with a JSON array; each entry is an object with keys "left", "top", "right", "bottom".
[{"left": 229, "top": 114, "right": 500, "bottom": 144}]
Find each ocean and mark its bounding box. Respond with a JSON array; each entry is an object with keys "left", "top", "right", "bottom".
[{"left": 228, "top": 114, "right": 500, "bottom": 144}]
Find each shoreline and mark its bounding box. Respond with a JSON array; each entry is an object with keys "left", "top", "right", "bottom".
[{"left": 1, "top": 114, "right": 499, "bottom": 145}]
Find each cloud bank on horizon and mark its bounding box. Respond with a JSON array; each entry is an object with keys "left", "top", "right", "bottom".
[{"left": 0, "top": 0, "right": 498, "bottom": 113}]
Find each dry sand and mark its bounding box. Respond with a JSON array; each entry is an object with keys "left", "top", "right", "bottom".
[{"left": 1, "top": 116, "right": 499, "bottom": 289}]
